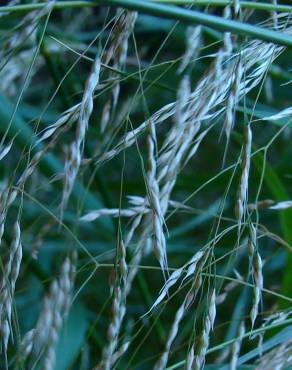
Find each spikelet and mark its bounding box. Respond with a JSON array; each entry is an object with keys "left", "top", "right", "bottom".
[
  {"left": 235, "top": 124, "right": 252, "bottom": 225},
  {"left": 223, "top": 60, "right": 243, "bottom": 154},
  {"left": 269, "top": 200, "right": 292, "bottom": 210},
  {"left": 0, "top": 0, "right": 20, "bottom": 19},
  {"left": 250, "top": 251, "right": 263, "bottom": 329},
  {"left": 0, "top": 222, "right": 22, "bottom": 359},
  {"left": 230, "top": 321, "right": 245, "bottom": 370},
  {"left": 216, "top": 271, "right": 243, "bottom": 305},
  {"left": 97, "top": 31, "right": 285, "bottom": 167},
  {"left": 271, "top": 0, "right": 278, "bottom": 29},
  {"left": 61, "top": 56, "right": 101, "bottom": 215},
  {"left": 22, "top": 257, "right": 74, "bottom": 369},
  {"left": 247, "top": 223, "right": 263, "bottom": 330},
  {"left": 233, "top": 0, "right": 241, "bottom": 15},
  {"left": 261, "top": 106, "right": 292, "bottom": 121},
  {"left": 255, "top": 341, "right": 292, "bottom": 370},
  {"left": 215, "top": 6, "right": 233, "bottom": 79},
  {"left": 148, "top": 249, "right": 205, "bottom": 313},
  {"left": 100, "top": 9, "right": 137, "bottom": 133},
  {"left": 0, "top": 141, "right": 13, "bottom": 161},
  {"left": 36, "top": 103, "right": 80, "bottom": 145},
  {"left": 80, "top": 205, "right": 147, "bottom": 222},
  {"left": 95, "top": 285, "right": 127, "bottom": 370},
  {"left": 147, "top": 117, "right": 168, "bottom": 274},
  {"left": 178, "top": 26, "right": 202, "bottom": 74},
  {"left": 189, "top": 289, "right": 217, "bottom": 370},
  {"left": 0, "top": 1, "right": 55, "bottom": 59},
  {"left": 95, "top": 235, "right": 129, "bottom": 369},
  {"left": 154, "top": 276, "right": 203, "bottom": 370}
]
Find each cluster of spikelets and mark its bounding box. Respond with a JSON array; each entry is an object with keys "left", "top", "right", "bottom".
[{"left": 0, "top": 2, "right": 292, "bottom": 369}]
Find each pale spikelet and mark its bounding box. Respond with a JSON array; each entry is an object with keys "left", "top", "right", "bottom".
[
  {"left": 261, "top": 106, "right": 292, "bottom": 121},
  {"left": 0, "top": 104, "right": 79, "bottom": 228},
  {"left": 248, "top": 199, "right": 275, "bottom": 210},
  {"left": 223, "top": 7, "right": 233, "bottom": 55},
  {"left": 31, "top": 219, "right": 55, "bottom": 259},
  {"left": 20, "top": 329, "right": 35, "bottom": 360},
  {"left": 96, "top": 235, "right": 129, "bottom": 369},
  {"left": 80, "top": 205, "right": 147, "bottom": 222},
  {"left": 0, "top": 48, "right": 43, "bottom": 96},
  {"left": 61, "top": 57, "right": 101, "bottom": 214},
  {"left": 95, "top": 287, "right": 126, "bottom": 370},
  {"left": 178, "top": 26, "right": 202, "bottom": 74},
  {"left": 0, "top": 0, "right": 20, "bottom": 19},
  {"left": 233, "top": 0, "right": 241, "bottom": 15},
  {"left": 255, "top": 341, "right": 292, "bottom": 370},
  {"left": 0, "top": 141, "right": 13, "bottom": 161},
  {"left": 1, "top": 1, "right": 55, "bottom": 59},
  {"left": 154, "top": 291, "right": 195, "bottom": 370},
  {"left": 147, "top": 117, "right": 168, "bottom": 273},
  {"left": 36, "top": 103, "right": 80, "bottom": 145},
  {"left": 0, "top": 188, "right": 9, "bottom": 247},
  {"left": 97, "top": 32, "right": 284, "bottom": 166},
  {"left": 17, "top": 150, "right": 43, "bottom": 188},
  {"left": 22, "top": 257, "right": 74, "bottom": 369},
  {"left": 255, "top": 310, "right": 292, "bottom": 355},
  {"left": 230, "top": 321, "right": 245, "bottom": 370},
  {"left": 111, "top": 341, "right": 130, "bottom": 365},
  {"left": 248, "top": 223, "right": 257, "bottom": 259},
  {"left": 97, "top": 228, "right": 150, "bottom": 366},
  {"left": 271, "top": 0, "right": 278, "bottom": 29},
  {"left": 235, "top": 124, "right": 252, "bottom": 224},
  {"left": 223, "top": 61, "right": 244, "bottom": 153},
  {"left": 191, "top": 289, "right": 217, "bottom": 370},
  {"left": 216, "top": 271, "right": 243, "bottom": 305},
  {"left": 157, "top": 75, "right": 207, "bottom": 216},
  {"left": 157, "top": 76, "right": 191, "bottom": 186},
  {"left": 250, "top": 251, "right": 263, "bottom": 329},
  {"left": 269, "top": 200, "right": 292, "bottom": 210},
  {"left": 0, "top": 222, "right": 22, "bottom": 356},
  {"left": 215, "top": 6, "right": 233, "bottom": 78},
  {"left": 148, "top": 249, "right": 205, "bottom": 313},
  {"left": 186, "top": 346, "right": 195, "bottom": 370},
  {"left": 100, "top": 9, "right": 137, "bottom": 133}
]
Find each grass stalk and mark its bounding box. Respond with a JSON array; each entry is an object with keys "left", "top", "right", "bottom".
[{"left": 1, "top": 1, "right": 292, "bottom": 47}]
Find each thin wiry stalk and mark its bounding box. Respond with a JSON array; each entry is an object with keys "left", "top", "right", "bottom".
[{"left": 2, "top": 1, "right": 292, "bottom": 14}]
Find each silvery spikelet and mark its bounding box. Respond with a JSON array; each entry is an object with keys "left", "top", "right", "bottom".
[
  {"left": 192, "top": 289, "right": 216, "bottom": 370},
  {"left": 0, "top": 222, "right": 22, "bottom": 358},
  {"left": 178, "top": 26, "right": 202, "bottom": 74},
  {"left": 147, "top": 117, "right": 168, "bottom": 274},
  {"left": 98, "top": 32, "right": 286, "bottom": 166},
  {"left": 100, "top": 9, "right": 137, "bottom": 133},
  {"left": 61, "top": 56, "right": 101, "bottom": 216},
  {"left": 230, "top": 321, "right": 245, "bottom": 370},
  {"left": 21, "top": 257, "right": 74, "bottom": 369},
  {"left": 250, "top": 251, "right": 263, "bottom": 329},
  {"left": 235, "top": 124, "right": 252, "bottom": 225}
]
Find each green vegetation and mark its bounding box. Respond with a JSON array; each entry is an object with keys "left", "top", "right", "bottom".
[{"left": 0, "top": 1, "right": 291, "bottom": 369}]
